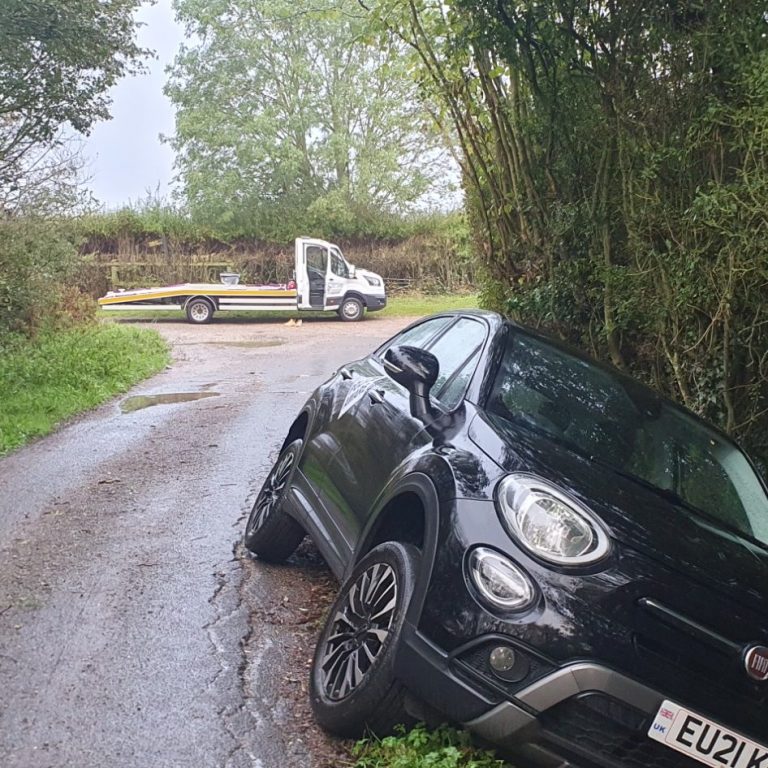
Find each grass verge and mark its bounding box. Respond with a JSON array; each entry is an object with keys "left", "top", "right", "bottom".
[
  {"left": 95, "top": 292, "right": 480, "bottom": 324},
  {"left": 0, "top": 324, "right": 170, "bottom": 454},
  {"left": 352, "top": 724, "right": 511, "bottom": 767},
  {"left": 379, "top": 292, "right": 478, "bottom": 318}
]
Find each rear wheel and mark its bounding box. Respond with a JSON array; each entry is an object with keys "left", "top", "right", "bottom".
[
  {"left": 338, "top": 297, "right": 364, "bottom": 322},
  {"left": 243, "top": 440, "right": 305, "bottom": 561},
  {"left": 309, "top": 541, "right": 418, "bottom": 737},
  {"left": 185, "top": 298, "right": 214, "bottom": 324}
]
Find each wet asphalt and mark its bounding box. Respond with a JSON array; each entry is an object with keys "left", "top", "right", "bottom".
[{"left": 0, "top": 315, "right": 409, "bottom": 768}]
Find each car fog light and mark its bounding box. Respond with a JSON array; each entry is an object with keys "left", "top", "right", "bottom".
[
  {"left": 488, "top": 644, "right": 529, "bottom": 682},
  {"left": 489, "top": 646, "right": 516, "bottom": 672},
  {"left": 467, "top": 548, "right": 535, "bottom": 611}
]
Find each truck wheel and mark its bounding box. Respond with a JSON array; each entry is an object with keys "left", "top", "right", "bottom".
[
  {"left": 186, "top": 298, "right": 214, "bottom": 324},
  {"left": 309, "top": 542, "right": 418, "bottom": 737},
  {"left": 243, "top": 440, "right": 305, "bottom": 562},
  {"left": 338, "top": 297, "right": 364, "bottom": 322}
]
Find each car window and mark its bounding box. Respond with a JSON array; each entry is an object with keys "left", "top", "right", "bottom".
[
  {"left": 435, "top": 346, "right": 483, "bottom": 409},
  {"left": 378, "top": 316, "right": 454, "bottom": 356},
  {"left": 488, "top": 331, "right": 768, "bottom": 546},
  {"left": 427, "top": 318, "right": 487, "bottom": 407}
]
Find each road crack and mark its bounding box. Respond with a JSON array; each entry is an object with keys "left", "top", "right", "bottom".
[{"left": 205, "top": 540, "right": 261, "bottom": 767}]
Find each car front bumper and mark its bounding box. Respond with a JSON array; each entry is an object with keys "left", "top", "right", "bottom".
[
  {"left": 395, "top": 496, "right": 767, "bottom": 764},
  {"left": 395, "top": 625, "right": 725, "bottom": 768}
]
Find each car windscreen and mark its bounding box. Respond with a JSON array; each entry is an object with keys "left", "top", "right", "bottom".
[{"left": 488, "top": 332, "right": 768, "bottom": 547}]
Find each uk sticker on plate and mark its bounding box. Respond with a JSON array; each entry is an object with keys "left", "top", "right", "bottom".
[{"left": 648, "top": 699, "right": 768, "bottom": 768}]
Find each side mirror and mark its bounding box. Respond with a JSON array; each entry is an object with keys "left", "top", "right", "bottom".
[
  {"left": 349, "top": 265, "right": 356, "bottom": 279},
  {"left": 383, "top": 345, "right": 439, "bottom": 422}
]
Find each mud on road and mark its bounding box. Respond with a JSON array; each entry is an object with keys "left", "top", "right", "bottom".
[{"left": 0, "top": 315, "right": 411, "bottom": 768}]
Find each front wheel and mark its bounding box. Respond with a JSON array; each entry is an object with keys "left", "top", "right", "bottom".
[
  {"left": 309, "top": 541, "right": 418, "bottom": 737},
  {"left": 243, "top": 439, "right": 305, "bottom": 561},
  {"left": 338, "top": 297, "right": 364, "bottom": 322}
]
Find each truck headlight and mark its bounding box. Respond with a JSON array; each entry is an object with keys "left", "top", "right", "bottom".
[
  {"left": 363, "top": 275, "right": 381, "bottom": 287},
  {"left": 496, "top": 474, "right": 611, "bottom": 566}
]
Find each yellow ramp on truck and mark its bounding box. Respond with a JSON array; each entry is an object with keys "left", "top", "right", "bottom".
[{"left": 98, "top": 282, "right": 299, "bottom": 323}]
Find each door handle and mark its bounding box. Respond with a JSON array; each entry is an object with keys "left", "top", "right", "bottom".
[
  {"left": 368, "top": 388, "right": 385, "bottom": 405},
  {"left": 340, "top": 367, "right": 353, "bottom": 380}
]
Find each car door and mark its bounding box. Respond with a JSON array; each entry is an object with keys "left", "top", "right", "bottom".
[
  {"left": 325, "top": 315, "right": 489, "bottom": 549},
  {"left": 315, "top": 316, "right": 457, "bottom": 551},
  {"left": 297, "top": 350, "right": 383, "bottom": 568}
]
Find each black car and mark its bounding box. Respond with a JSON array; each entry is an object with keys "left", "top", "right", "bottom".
[{"left": 243, "top": 310, "right": 768, "bottom": 768}]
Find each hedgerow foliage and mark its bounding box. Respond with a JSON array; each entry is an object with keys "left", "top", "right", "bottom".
[
  {"left": 367, "top": 1, "right": 768, "bottom": 467},
  {"left": 0, "top": 218, "right": 82, "bottom": 335},
  {"left": 73, "top": 202, "right": 476, "bottom": 296}
]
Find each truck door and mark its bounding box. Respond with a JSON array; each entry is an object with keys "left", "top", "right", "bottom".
[
  {"left": 296, "top": 240, "right": 329, "bottom": 310},
  {"left": 306, "top": 243, "right": 328, "bottom": 309},
  {"left": 326, "top": 245, "right": 351, "bottom": 306}
]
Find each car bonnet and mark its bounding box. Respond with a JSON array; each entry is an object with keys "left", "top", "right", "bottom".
[{"left": 469, "top": 411, "right": 768, "bottom": 615}]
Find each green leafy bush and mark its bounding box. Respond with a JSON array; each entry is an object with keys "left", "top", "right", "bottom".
[
  {"left": 352, "top": 725, "right": 510, "bottom": 768},
  {"left": 0, "top": 217, "right": 80, "bottom": 335}
]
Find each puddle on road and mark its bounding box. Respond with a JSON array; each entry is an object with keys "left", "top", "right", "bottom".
[{"left": 121, "top": 392, "right": 220, "bottom": 413}]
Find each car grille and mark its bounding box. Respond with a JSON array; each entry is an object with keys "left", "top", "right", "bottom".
[
  {"left": 539, "top": 693, "right": 702, "bottom": 768},
  {"left": 635, "top": 596, "right": 767, "bottom": 706}
]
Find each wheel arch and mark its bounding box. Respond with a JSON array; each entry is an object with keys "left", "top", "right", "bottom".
[
  {"left": 183, "top": 295, "right": 218, "bottom": 311},
  {"left": 280, "top": 409, "right": 311, "bottom": 452},
  {"left": 349, "top": 472, "right": 440, "bottom": 627},
  {"left": 341, "top": 290, "right": 367, "bottom": 304}
]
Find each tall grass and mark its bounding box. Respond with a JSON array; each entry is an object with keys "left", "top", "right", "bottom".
[{"left": 0, "top": 324, "right": 169, "bottom": 454}]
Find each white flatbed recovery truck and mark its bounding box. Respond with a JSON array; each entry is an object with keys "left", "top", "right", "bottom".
[{"left": 98, "top": 237, "right": 387, "bottom": 323}]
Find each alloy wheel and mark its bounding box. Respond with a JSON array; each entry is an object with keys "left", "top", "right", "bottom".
[
  {"left": 248, "top": 450, "right": 295, "bottom": 535},
  {"left": 319, "top": 562, "right": 398, "bottom": 701},
  {"left": 342, "top": 299, "right": 362, "bottom": 320}
]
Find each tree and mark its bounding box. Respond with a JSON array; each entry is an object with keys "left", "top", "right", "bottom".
[
  {"left": 0, "top": 0, "right": 149, "bottom": 336},
  {"left": 365, "top": 0, "right": 768, "bottom": 467},
  {"left": 0, "top": 0, "right": 148, "bottom": 201},
  {"left": 166, "top": 0, "right": 454, "bottom": 237}
]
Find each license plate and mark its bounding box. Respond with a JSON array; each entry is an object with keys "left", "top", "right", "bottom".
[{"left": 648, "top": 699, "right": 768, "bottom": 768}]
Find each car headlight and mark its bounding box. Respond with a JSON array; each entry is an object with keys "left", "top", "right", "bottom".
[
  {"left": 496, "top": 474, "right": 611, "bottom": 566},
  {"left": 467, "top": 547, "right": 535, "bottom": 610},
  {"left": 363, "top": 275, "right": 381, "bottom": 286}
]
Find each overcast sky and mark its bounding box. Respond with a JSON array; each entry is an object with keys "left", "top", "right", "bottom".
[{"left": 81, "top": 0, "right": 184, "bottom": 209}]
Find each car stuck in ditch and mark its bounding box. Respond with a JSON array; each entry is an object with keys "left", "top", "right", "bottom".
[{"left": 243, "top": 309, "right": 768, "bottom": 767}]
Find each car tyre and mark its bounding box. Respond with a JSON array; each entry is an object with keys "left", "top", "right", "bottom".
[
  {"left": 185, "top": 298, "right": 214, "bottom": 324},
  {"left": 338, "top": 297, "right": 364, "bottom": 322},
  {"left": 243, "top": 439, "right": 305, "bottom": 561},
  {"left": 309, "top": 541, "right": 418, "bottom": 737}
]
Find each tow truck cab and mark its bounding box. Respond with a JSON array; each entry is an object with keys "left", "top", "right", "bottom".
[{"left": 295, "top": 237, "right": 387, "bottom": 321}]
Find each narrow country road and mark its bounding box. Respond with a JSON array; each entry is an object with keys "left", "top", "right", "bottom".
[{"left": 0, "top": 315, "right": 409, "bottom": 768}]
